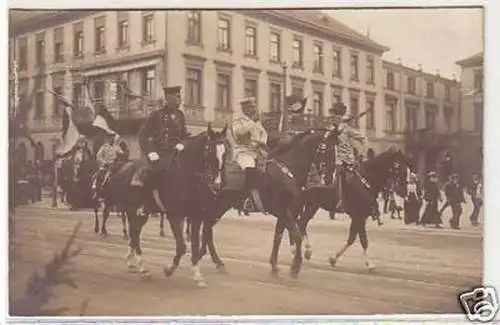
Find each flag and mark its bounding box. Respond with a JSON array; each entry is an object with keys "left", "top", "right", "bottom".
[
  {"left": 83, "top": 79, "right": 96, "bottom": 119},
  {"left": 56, "top": 105, "right": 81, "bottom": 157},
  {"left": 92, "top": 105, "right": 119, "bottom": 135},
  {"left": 9, "top": 86, "right": 37, "bottom": 147}
]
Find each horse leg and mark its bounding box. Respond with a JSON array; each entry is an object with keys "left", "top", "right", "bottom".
[
  {"left": 284, "top": 208, "right": 303, "bottom": 279},
  {"left": 201, "top": 220, "right": 226, "bottom": 273},
  {"left": 100, "top": 204, "right": 110, "bottom": 238},
  {"left": 299, "top": 202, "right": 320, "bottom": 261},
  {"left": 189, "top": 218, "right": 207, "bottom": 288},
  {"left": 269, "top": 218, "right": 286, "bottom": 276},
  {"left": 93, "top": 205, "right": 100, "bottom": 234},
  {"left": 329, "top": 218, "right": 358, "bottom": 268},
  {"left": 125, "top": 208, "right": 138, "bottom": 272},
  {"left": 134, "top": 211, "right": 151, "bottom": 280},
  {"left": 163, "top": 217, "right": 186, "bottom": 277},
  {"left": 358, "top": 217, "right": 376, "bottom": 271},
  {"left": 159, "top": 213, "right": 165, "bottom": 237},
  {"left": 121, "top": 210, "right": 128, "bottom": 240}
]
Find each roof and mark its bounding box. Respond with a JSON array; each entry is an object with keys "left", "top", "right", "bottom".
[
  {"left": 9, "top": 9, "right": 68, "bottom": 27},
  {"left": 269, "top": 9, "right": 389, "bottom": 53},
  {"left": 456, "top": 52, "right": 483, "bottom": 67},
  {"left": 383, "top": 60, "right": 457, "bottom": 84}
]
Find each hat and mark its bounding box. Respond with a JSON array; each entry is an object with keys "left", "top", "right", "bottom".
[
  {"left": 329, "top": 102, "right": 347, "bottom": 116},
  {"left": 451, "top": 172, "right": 459, "bottom": 178},
  {"left": 163, "top": 86, "right": 181, "bottom": 97},
  {"left": 240, "top": 97, "right": 256, "bottom": 108},
  {"left": 428, "top": 171, "right": 437, "bottom": 177}
]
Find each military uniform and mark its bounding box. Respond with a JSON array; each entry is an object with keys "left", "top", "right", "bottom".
[
  {"left": 328, "top": 102, "right": 367, "bottom": 210},
  {"left": 228, "top": 97, "right": 268, "bottom": 213},
  {"left": 136, "top": 85, "right": 188, "bottom": 212},
  {"left": 92, "top": 134, "right": 126, "bottom": 192}
]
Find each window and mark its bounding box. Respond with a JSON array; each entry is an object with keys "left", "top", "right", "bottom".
[
  {"left": 365, "top": 99, "right": 375, "bottom": 130},
  {"left": 34, "top": 77, "right": 45, "bottom": 118},
  {"left": 313, "top": 43, "right": 323, "bottom": 73},
  {"left": 269, "top": 32, "right": 280, "bottom": 63},
  {"left": 118, "top": 20, "right": 129, "bottom": 48},
  {"left": 269, "top": 82, "right": 281, "bottom": 112},
  {"left": 385, "top": 101, "right": 396, "bottom": 132},
  {"left": 444, "top": 106, "right": 453, "bottom": 132},
  {"left": 406, "top": 105, "right": 418, "bottom": 132},
  {"left": 36, "top": 142, "right": 44, "bottom": 161},
  {"left": 36, "top": 36, "right": 45, "bottom": 67},
  {"left": 313, "top": 91, "right": 323, "bottom": 116},
  {"left": 387, "top": 71, "right": 395, "bottom": 90},
  {"left": 19, "top": 39, "right": 27, "bottom": 70},
  {"left": 332, "top": 87, "right": 342, "bottom": 104},
  {"left": 349, "top": 94, "right": 359, "bottom": 127},
  {"left": 143, "top": 14, "right": 154, "bottom": 43},
  {"left": 407, "top": 76, "right": 416, "bottom": 94},
  {"left": 474, "top": 103, "right": 483, "bottom": 132},
  {"left": 366, "top": 56, "right": 374, "bottom": 84},
  {"left": 141, "top": 67, "right": 155, "bottom": 98},
  {"left": 244, "top": 78, "right": 258, "bottom": 100},
  {"left": 74, "top": 30, "right": 84, "bottom": 57},
  {"left": 187, "top": 11, "right": 201, "bottom": 45},
  {"left": 95, "top": 26, "right": 106, "bottom": 54},
  {"left": 217, "top": 18, "right": 230, "bottom": 51},
  {"left": 333, "top": 48, "right": 342, "bottom": 77},
  {"left": 425, "top": 108, "right": 436, "bottom": 130},
  {"left": 292, "top": 38, "right": 303, "bottom": 67},
  {"left": 292, "top": 86, "right": 304, "bottom": 99},
  {"left": 445, "top": 85, "right": 451, "bottom": 101},
  {"left": 54, "top": 28, "right": 64, "bottom": 63},
  {"left": 350, "top": 53, "right": 359, "bottom": 80},
  {"left": 186, "top": 68, "right": 202, "bottom": 106},
  {"left": 52, "top": 86, "right": 63, "bottom": 116},
  {"left": 426, "top": 81, "right": 434, "bottom": 98},
  {"left": 216, "top": 73, "right": 231, "bottom": 111},
  {"left": 73, "top": 83, "right": 83, "bottom": 107},
  {"left": 244, "top": 26, "right": 257, "bottom": 57},
  {"left": 93, "top": 81, "right": 105, "bottom": 106},
  {"left": 474, "top": 69, "right": 483, "bottom": 91}
]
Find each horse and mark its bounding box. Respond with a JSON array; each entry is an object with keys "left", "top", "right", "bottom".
[
  {"left": 100, "top": 124, "right": 226, "bottom": 283},
  {"left": 190, "top": 128, "right": 339, "bottom": 284},
  {"left": 57, "top": 153, "right": 97, "bottom": 210},
  {"left": 294, "top": 148, "right": 410, "bottom": 271}
]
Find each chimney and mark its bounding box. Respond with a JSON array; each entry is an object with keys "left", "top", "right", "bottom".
[
  {"left": 436, "top": 69, "right": 440, "bottom": 77},
  {"left": 452, "top": 73, "right": 457, "bottom": 82},
  {"left": 418, "top": 64, "right": 422, "bottom": 72}
]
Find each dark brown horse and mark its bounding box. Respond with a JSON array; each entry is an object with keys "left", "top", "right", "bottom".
[
  {"left": 189, "top": 128, "right": 339, "bottom": 284},
  {"left": 295, "top": 148, "right": 411, "bottom": 270}
]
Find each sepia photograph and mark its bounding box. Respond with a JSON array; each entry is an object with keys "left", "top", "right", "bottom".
[{"left": 6, "top": 4, "right": 491, "bottom": 321}]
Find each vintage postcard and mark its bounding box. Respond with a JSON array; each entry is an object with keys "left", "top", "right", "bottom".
[{"left": 6, "top": 3, "right": 493, "bottom": 323}]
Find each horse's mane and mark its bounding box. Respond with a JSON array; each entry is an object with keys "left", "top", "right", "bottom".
[{"left": 269, "top": 129, "right": 316, "bottom": 157}]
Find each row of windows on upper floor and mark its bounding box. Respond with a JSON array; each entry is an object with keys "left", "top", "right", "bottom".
[{"left": 12, "top": 11, "right": 376, "bottom": 85}]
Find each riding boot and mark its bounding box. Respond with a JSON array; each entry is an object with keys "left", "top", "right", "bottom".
[
  {"left": 245, "top": 168, "right": 265, "bottom": 213},
  {"left": 152, "top": 188, "right": 167, "bottom": 213}
]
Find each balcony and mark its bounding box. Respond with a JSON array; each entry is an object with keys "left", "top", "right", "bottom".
[{"left": 30, "top": 115, "right": 62, "bottom": 132}]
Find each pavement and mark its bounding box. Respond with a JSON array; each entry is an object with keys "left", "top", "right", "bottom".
[{"left": 8, "top": 197, "right": 482, "bottom": 316}]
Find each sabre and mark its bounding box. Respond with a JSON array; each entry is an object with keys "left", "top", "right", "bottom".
[{"left": 13, "top": 60, "right": 19, "bottom": 116}]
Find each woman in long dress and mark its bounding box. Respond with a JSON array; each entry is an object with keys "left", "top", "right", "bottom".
[
  {"left": 404, "top": 173, "right": 422, "bottom": 225},
  {"left": 420, "top": 171, "right": 443, "bottom": 228}
]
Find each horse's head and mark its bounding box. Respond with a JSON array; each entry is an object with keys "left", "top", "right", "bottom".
[
  {"left": 203, "top": 123, "right": 229, "bottom": 189},
  {"left": 366, "top": 147, "right": 411, "bottom": 196}
]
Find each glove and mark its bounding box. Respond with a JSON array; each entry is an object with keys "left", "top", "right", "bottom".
[
  {"left": 175, "top": 143, "right": 185, "bottom": 151},
  {"left": 148, "top": 152, "right": 160, "bottom": 161}
]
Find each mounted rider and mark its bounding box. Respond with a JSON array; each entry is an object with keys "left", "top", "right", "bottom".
[
  {"left": 91, "top": 133, "right": 126, "bottom": 193},
  {"left": 136, "top": 85, "right": 189, "bottom": 212},
  {"left": 328, "top": 102, "right": 368, "bottom": 210},
  {"left": 70, "top": 135, "right": 93, "bottom": 181},
  {"left": 229, "top": 97, "right": 268, "bottom": 213}
]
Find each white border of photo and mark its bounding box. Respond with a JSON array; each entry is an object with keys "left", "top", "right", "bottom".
[{"left": 2, "top": 0, "right": 497, "bottom": 323}]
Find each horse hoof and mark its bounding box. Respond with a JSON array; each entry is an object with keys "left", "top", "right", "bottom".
[
  {"left": 366, "top": 264, "right": 376, "bottom": 272},
  {"left": 100, "top": 232, "right": 108, "bottom": 238},
  {"left": 271, "top": 267, "right": 279, "bottom": 277},
  {"left": 329, "top": 257, "right": 337, "bottom": 268},
  {"left": 290, "top": 266, "right": 300, "bottom": 279},
  {"left": 159, "top": 231, "right": 165, "bottom": 237},
  {"left": 140, "top": 271, "right": 151, "bottom": 280},
  {"left": 196, "top": 280, "right": 208, "bottom": 288},
  {"left": 163, "top": 267, "right": 173, "bottom": 277},
  {"left": 127, "top": 265, "right": 138, "bottom": 273},
  {"left": 94, "top": 228, "right": 99, "bottom": 234},
  {"left": 304, "top": 250, "right": 312, "bottom": 261},
  {"left": 216, "top": 264, "right": 228, "bottom": 274}
]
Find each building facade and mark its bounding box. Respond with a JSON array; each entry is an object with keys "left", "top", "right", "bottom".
[
  {"left": 455, "top": 52, "right": 483, "bottom": 178},
  {"left": 381, "top": 61, "right": 461, "bottom": 176},
  {"left": 9, "top": 9, "right": 464, "bottom": 172}
]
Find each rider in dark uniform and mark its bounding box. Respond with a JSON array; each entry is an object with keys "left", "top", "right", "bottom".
[{"left": 137, "top": 85, "right": 189, "bottom": 212}]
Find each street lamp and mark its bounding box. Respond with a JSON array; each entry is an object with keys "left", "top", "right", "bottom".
[{"left": 280, "top": 61, "right": 289, "bottom": 132}]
